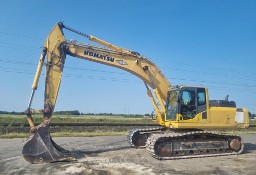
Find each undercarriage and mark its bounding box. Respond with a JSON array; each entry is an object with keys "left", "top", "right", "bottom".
[{"left": 128, "top": 128, "right": 243, "bottom": 159}]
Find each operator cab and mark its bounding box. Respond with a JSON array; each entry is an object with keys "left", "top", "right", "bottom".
[{"left": 166, "top": 86, "right": 207, "bottom": 121}]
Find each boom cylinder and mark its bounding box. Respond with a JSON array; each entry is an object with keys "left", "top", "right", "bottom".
[
  {"left": 27, "top": 47, "right": 47, "bottom": 111},
  {"left": 89, "top": 35, "right": 134, "bottom": 55},
  {"left": 26, "top": 47, "right": 47, "bottom": 129},
  {"left": 32, "top": 47, "right": 47, "bottom": 90}
]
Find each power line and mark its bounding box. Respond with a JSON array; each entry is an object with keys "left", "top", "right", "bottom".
[
  {"left": 0, "top": 58, "right": 35, "bottom": 65},
  {"left": 168, "top": 77, "right": 256, "bottom": 88},
  {"left": 0, "top": 31, "right": 43, "bottom": 41},
  {"left": 0, "top": 31, "right": 255, "bottom": 80},
  {"left": 65, "top": 66, "right": 127, "bottom": 75},
  {"left": 0, "top": 58, "right": 256, "bottom": 88},
  {"left": 0, "top": 41, "right": 40, "bottom": 49},
  {"left": 155, "top": 58, "right": 256, "bottom": 77},
  {"left": 0, "top": 45, "right": 39, "bottom": 50},
  {"left": 161, "top": 66, "right": 256, "bottom": 82},
  {"left": 0, "top": 31, "right": 254, "bottom": 77},
  {"left": 0, "top": 45, "right": 254, "bottom": 81},
  {"left": 0, "top": 68, "right": 141, "bottom": 84},
  {"left": 0, "top": 59, "right": 127, "bottom": 75},
  {"left": 206, "top": 85, "right": 256, "bottom": 94},
  {"left": 0, "top": 37, "right": 254, "bottom": 80},
  {"left": 0, "top": 67, "right": 256, "bottom": 94}
]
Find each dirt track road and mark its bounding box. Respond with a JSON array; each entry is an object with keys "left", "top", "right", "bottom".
[{"left": 0, "top": 134, "right": 256, "bottom": 175}]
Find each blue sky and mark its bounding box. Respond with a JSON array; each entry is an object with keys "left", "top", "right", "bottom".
[{"left": 0, "top": 0, "right": 255, "bottom": 114}]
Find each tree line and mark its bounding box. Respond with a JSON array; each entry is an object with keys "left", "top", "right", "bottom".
[
  {"left": 1, "top": 110, "right": 255, "bottom": 119},
  {"left": 0, "top": 110, "right": 150, "bottom": 118},
  {"left": 0, "top": 110, "right": 81, "bottom": 115},
  {"left": 249, "top": 112, "right": 256, "bottom": 119}
]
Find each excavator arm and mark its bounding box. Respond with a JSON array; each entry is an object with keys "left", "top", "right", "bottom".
[{"left": 23, "top": 22, "right": 170, "bottom": 163}]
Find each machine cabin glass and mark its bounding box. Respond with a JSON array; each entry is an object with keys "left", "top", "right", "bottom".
[
  {"left": 166, "top": 89, "right": 179, "bottom": 121},
  {"left": 179, "top": 87, "right": 206, "bottom": 120}
]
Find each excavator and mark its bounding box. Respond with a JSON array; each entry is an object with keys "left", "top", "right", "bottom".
[{"left": 23, "top": 22, "right": 249, "bottom": 163}]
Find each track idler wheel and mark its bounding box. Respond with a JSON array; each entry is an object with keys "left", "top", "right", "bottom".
[
  {"left": 132, "top": 132, "right": 148, "bottom": 147},
  {"left": 22, "top": 123, "right": 75, "bottom": 164},
  {"left": 229, "top": 139, "right": 242, "bottom": 151}
]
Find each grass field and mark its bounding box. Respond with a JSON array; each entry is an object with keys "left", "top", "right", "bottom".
[
  {"left": 249, "top": 119, "right": 256, "bottom": 125},
  {"left": 0, "top": 114, "right": 255, "bottom": 138},
  {"left": 0, "top": 114, "right": 154, "bottom": 124},
  {"left": 0, "top": 114, "right": 153, "bottom": 138}
]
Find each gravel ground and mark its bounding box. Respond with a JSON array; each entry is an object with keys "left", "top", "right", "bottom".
[{"left": 0, "top": 134, "right": 255, "bottom": 175}]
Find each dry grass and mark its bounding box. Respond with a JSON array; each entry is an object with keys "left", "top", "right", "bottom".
[
  {"left": 0, "top": 131, "right": 127, "bottom": 139},
  {"left": 0, "top": 114, "right": 153, "bottom": 124}
]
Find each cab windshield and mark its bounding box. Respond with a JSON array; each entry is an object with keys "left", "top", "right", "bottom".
[{"left": 166, "top": 90, "right": 178, "bottom": 121}]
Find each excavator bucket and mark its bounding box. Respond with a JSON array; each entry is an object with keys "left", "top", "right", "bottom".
[{"left": 22, "top": 124, "right": 75, "bottom": 164}]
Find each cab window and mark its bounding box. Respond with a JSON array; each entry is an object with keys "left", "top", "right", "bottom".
[
  {"left": 197, "top": 88, "right": 206, "bottom": 106},
  {"left": 182, "top": 90, "right": 196, "bottom": 106},
  {"left": 181, "top": 89, "right": 196, "bottom": 119}
]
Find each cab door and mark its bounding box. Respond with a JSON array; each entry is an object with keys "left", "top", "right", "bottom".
[{"left": 179, "top": 87, "right": 206, "bottom": 120}]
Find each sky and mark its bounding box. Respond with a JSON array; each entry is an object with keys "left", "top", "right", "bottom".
[{"left": 0, "top": 0, "right": 255, "bottom": 114}]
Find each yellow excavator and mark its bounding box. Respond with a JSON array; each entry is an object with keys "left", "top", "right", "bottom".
[{"left": 23, "top": 22, "right": 249, "bottom": 163}]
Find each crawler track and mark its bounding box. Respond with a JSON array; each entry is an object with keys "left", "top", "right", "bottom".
[
  {"left": 127, "top": 127, "right": 164, "bottom": 147},
  {"left": 146, "top": 131, "right": 244, "bottom": 160}
]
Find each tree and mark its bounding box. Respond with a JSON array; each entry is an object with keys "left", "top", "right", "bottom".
[{"left": 249, "top": 112, "right": 256, "bottom": 119}]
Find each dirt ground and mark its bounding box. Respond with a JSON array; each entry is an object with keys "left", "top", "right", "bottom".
[{"left": 0, "top": 134, "right": 255, "bottom": 175}]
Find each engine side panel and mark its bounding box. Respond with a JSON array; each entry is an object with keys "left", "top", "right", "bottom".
[{"left": 165, "top": 107, "right": 249, "bottom": 129}]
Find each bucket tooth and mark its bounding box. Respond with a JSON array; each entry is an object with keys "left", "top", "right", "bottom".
[{"left": 22, "top": 123, "right": 75, "bottom": 164}]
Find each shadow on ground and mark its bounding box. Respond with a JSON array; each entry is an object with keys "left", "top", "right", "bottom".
[{"left": 243, "top": 143, "right": 256, "bottom": 153}]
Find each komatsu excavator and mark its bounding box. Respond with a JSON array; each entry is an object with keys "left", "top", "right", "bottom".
[{"left": 23, "top": 22, "right": 249, "bottom": 163}]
